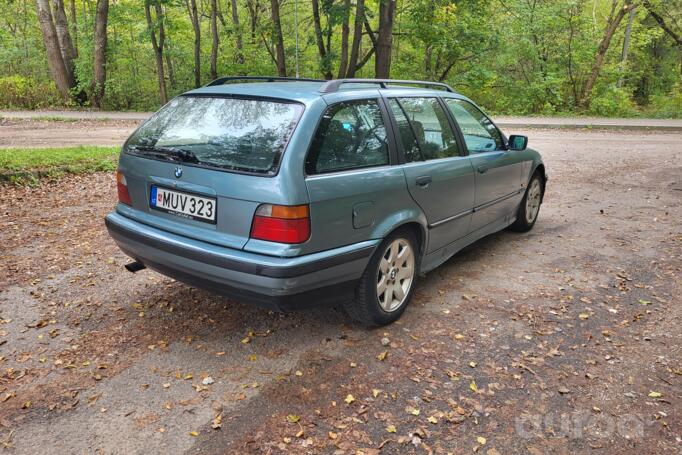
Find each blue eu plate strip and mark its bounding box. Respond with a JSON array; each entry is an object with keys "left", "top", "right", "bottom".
[{"left": 150, "top": 185, "right": 157, "bottom": 207}]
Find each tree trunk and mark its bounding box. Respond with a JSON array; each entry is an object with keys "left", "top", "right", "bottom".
[
  {"left": 185, "top": 0, "right": 201, "bottom": 87},
  {"left": 346, "top": 0, "right": 364, "bottom": 77},
  {"left": 375, "top": 0, "right": 396, "bottom": 78},
  {"left": 580, "top": 1, "right": 635, "bottom": 108},
  {"left": 351, "top": 17, "right": 377, "bottom": 74},
  {"left": 246, "top": 0, "right": 260, "bottom": 41},
  {"left": 51, "top": 0, "right": 77, "bottom": 79},
  {"left": 312, "top": 0, "right": 332, "bottom": 79},
  {"left": 210, "top": 0, "right": 219, "bottom": 81},
  {"left": 230, "top": 0, "right": 245, "bottom": 66},
  {"left": 145, "top": 1, "right": 167, "bottom": 104},
  {"left": 69, "top": 0, "right": 77, "bottom": 54},
  {"left": 92, "top": 0, "right": 108, "bottom": 108},
  {"left": 165, "top": 42, "right": 176, "bottom": 89},
  {"left": 35, "top": 0, "right": 75, "bottom": 99},
  {"left": 617, "top": 6, "right": 636, "bottom": 88},
  {"left": 270, "top": 0, "right": 286, "bottom": 76},
  {"left": 337, "top": 0, "right": 350, "bottom": 78}
]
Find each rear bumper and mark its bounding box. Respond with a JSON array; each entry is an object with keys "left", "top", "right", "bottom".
[{"left": 105, "top": 212, "right": 377, "bottom": 311}]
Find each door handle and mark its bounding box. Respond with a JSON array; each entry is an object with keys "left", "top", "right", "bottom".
[
  {"left": 477, "top": 165, "right": 489, "bottom": 174},
  {"left": 415, "top": 175, "right": 432, "bottom": 188}
]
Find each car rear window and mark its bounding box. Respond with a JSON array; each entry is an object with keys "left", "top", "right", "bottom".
[{"left": 124, "top": 95, "right": 303, "bottom": 174}]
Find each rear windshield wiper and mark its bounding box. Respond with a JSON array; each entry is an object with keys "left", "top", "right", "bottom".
[{"left": 129, "top": 145, "right": 200, "bottom": 164}]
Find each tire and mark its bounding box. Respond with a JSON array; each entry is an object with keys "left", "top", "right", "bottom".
[
  {"left": 345, "top": 228, "right": 419, "bottom": 326},
  {"left": 510, "top": 171, "right": 544, "bottom": 232}
]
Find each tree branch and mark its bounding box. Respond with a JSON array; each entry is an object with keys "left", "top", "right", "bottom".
[{"left": 643, "top": 0, "right": 682, "bottom": 46}]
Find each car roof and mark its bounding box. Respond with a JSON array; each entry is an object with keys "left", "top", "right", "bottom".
[{"left": 185, "top": 81, "right": 467, "bottom": 104}]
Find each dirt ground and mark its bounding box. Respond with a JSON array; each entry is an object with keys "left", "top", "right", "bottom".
[
  {"left": 0, "top": 118, "right": 139, "bottom": 148},
  {"left": 0, "top": 125, "right": 681, "bottom": 454}
]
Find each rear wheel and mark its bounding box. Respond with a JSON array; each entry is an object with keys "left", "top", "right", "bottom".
[
  {"left": 510, "top": 172, "right": 544, "bottom": 232},
  {"left": 346, "top": 229, "right": 418, "bottom": 326}
]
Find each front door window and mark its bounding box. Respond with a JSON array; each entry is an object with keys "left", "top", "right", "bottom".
[{"left": 444, "top": 99, "right": 504, "bottom": 153}]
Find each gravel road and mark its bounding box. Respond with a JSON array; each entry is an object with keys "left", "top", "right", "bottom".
[
  {"left": 0, "top": 127, "right": 680, "bottom": 454},
  {"left": 2, "top": 113, "right": 682, "bottom": 149}
]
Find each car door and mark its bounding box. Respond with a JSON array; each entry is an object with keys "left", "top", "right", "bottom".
[
  {"left": 443, "top": 98, "right": 524, "bottom": 233},
  {"left": 304, "top": 96, "right": 414, "bottom": 253},
  {"left": 386, "top": 96, "right": 475, "bottom": 254}
]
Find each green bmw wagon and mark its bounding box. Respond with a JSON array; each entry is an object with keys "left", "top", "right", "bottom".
[{"left": 105, "top": 77, "right": 546, "bottom": 326}]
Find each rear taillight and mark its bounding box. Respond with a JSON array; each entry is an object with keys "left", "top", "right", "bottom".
[
  {"left": 116, "top": 170, "right": 132, "bottom": 206},
  {"left": 250, "top": 204, "right": 310, "bottom": 244}
]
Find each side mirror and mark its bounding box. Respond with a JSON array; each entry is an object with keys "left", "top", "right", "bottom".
[{"left": 508, "top": 135, "right": 528, "bottom": 151}]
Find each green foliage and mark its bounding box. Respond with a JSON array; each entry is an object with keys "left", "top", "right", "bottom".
[
  {"left": 0, "top": 0, "right": 680, "bottom": 117},
  {"left": 0, "top": 146, "right": 119, "bottom": 185},
  {"left": 0, "top": 76, "right": 61, "bottom": 109},
  {"left": 587, "top": 85, "right": 640, "bottom": 117},
  {"left": 646, "top": 86, "right": 682, "bottom": 118}
]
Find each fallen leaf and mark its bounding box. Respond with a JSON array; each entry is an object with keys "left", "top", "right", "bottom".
[
  {"left": 189, "top": 431, "right": 199, "bottom": 437},
  {"left": 372, "top": 389, "right": 381, "bottom": 398},
  {"left": 377, "top": 351, "right": 388, "bottom": 361},
  {"left": 344, "top": 394, "right": 355, "bottom": 404},
  {"left": 469, "top": 381, "right": 478, "bottom": 393},
  {"left": 286, "top": 414, "right": 300, "bottom": 423},
  {"left": 386, "top": 425, "right": 396, "bottom": 433},
  {"left": 648, "top": 391, "right": 662, "bottom": 398},
  {"left": 427, "top": 416, "right": 438, "bottom": 424},
  {"left": 211, "top": 413, "right": 222, "bottom": 429},
  {"left": 477, "top": 436, "right": 487, "bottom": 445}
]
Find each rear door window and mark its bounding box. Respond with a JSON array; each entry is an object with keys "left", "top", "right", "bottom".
[
  {"left": 393, "top": 97, "right": 459, "bottom": 160},
  {"left": 387, "top": 99, "right": 422, "bottom": 163},
  {"left": 124, "top": 95, "right": 303, "bottom": 174},
  {"left": 306, "top": 99, "right": 389, "bottom": 174},
  {"left": 444, "top": 98, "right": 504, "bottom": 153}
]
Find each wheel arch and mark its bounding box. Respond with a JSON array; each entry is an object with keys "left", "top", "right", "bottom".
[{"left": 370, "top": 210, "right": 428, "bottom": 267}]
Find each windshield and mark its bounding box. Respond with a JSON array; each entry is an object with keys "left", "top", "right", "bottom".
[{"left": 124, "top": 95, "right": 303, "bottom": 174}]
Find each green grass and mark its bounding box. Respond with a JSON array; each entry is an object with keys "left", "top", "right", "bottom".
[
  {"left": 31, "top": 115, "right": 79, "bottom": 123},
  {"left": 0, "top": 145, "right": 119, "bottom": 185}
]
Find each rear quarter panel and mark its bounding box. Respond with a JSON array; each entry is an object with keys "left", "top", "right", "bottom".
[{"left": 304, "top": 166, "right": 427, "bottom": 254}]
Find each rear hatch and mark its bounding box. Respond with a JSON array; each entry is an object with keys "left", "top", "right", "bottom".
[{"left": 116, "top": 94, "right": 304, "bottom": 250}]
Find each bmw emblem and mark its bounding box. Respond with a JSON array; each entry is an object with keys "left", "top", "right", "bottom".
[{"left": 174, "top": 166, "right": 183, "bottom": 179}]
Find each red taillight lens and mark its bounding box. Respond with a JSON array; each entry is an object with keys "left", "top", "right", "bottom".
[
  {"left": 250, "top": 204, "right": 310, "bottom": 244},
  {"left": 116, "top": 170, "right": 132, "bottom": 206}
]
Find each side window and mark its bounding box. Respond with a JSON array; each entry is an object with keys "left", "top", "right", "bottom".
[
  {"left": 306, "top": 99, "right": 389, "bottom": 174},
  {"left": 396, "top": 97, "right": 459, "bottom": 160},
  {"left": 444, "top": 99, "right": 504, "bottom": 153},
  {"left": 387, "top": 99, "right": 422, "bottom": 162}
]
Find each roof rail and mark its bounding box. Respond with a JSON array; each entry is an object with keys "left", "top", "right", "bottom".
[
  {"left": 205, "top": 76, "right": 325, "bottom": 87},
  {"left": 318, "top": 78, "right": 455, "bottom": 94}
]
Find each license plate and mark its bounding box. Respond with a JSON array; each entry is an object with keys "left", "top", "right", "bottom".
[{"left": 150, "top": 186, "right": 216, "bottom": 224}]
